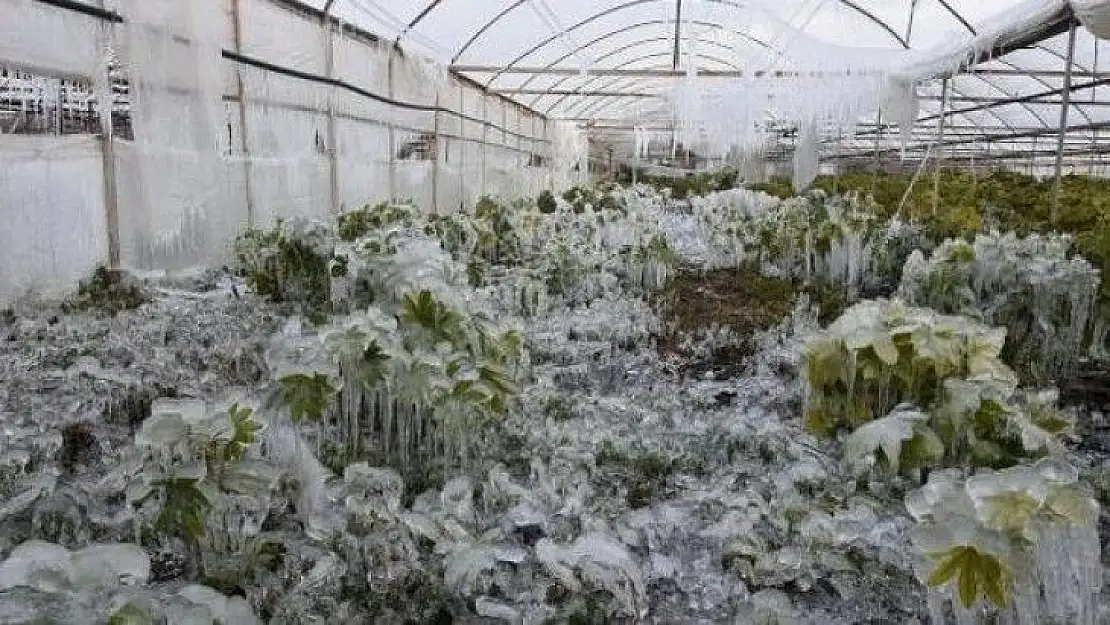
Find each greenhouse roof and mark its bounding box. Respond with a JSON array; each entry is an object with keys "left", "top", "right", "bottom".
[
  {"left": 280, "top": 2, "right": 1110, "bottom": 168},
  {"left": 275, "top": 1, "right": 1110, "bottom": 168}
]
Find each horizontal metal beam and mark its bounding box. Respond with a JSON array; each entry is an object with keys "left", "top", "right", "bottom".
[
  {"left": 931, "top": 8, "right": 1076, "bottom": 80},
  {"left": 493, "top": 89, "right": 663, "bottom": 97},
  {"left": 859, "top": 119, "right": 1110, "bottom": 156},
  {"left": 850, "top": 76, "right": 1110, "bottom": 141},
  {"left": 969, "top": 68, "right": 1110, "bottom": 79},
  {"left": 919, "top": 95, "right": 1110, "bottom": 106},
  {"left": 451, "top": 65, "right": 880, "bottom": 79}
]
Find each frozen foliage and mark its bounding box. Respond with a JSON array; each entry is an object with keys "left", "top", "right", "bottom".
[
  {"left": 899, "top": 232, "right": 1100, "bottom": 383},
  {"left": 2, "top": 183, "right": 1108, "bottom": 624},
  {"left": 906, "top": 459, "right": 1100, "bottom": 624},
  {"left": 677, "top": 189, "right": 927, "bottom": 308},
  {"left": 804, "top": 298, "right": 1076, "bottom": 477},
  {"left": 0, "top": 539, "right": 260, "bottom": 624}
]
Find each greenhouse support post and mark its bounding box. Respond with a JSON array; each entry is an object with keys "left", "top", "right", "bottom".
[
  {"left": 541, "top": 116, "right": 550, "bottom": 190},
  {"left": 232, "top": 0, "right": 255, "bottom": 227},
  {"left": 480, "top": 96, "right": 489, "bottom": 198},
  {"left": 871, "top": 110, "right": 881, "bottom": 191},
  {"left": 932, "top": 77, "right": 949, "bottom": 216},
  {"left": 432, "top": 92, "right": 441, "bottom": 213},
  {"left": 97, "top": 19, "right": 120, "bottom": 269},
  {"left": 387, "top": 55, "right": 396, "bottom": 201},
  {"left": 1053, "top": 18, "right": 1079, "bottom": 222},
  {"left": 323, "top": 3, "right": 340, "bottom": 215}
]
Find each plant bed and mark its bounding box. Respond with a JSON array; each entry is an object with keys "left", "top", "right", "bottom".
[{"left": 651, "top": 263, "right": 796, "bottom": 378}]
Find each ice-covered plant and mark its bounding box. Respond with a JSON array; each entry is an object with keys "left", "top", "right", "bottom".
[
  {"left": 803, "top": 299, "right": 1009, "bottom": 437},
  {"left": 627, "top": 233, "right": 678, "bottom": 292},
  {"left": 267, "top": 236, "right": 527, "bottom": 477},
  {"left": 125, "top": 400, "right": 269, "bottom": 579},
  {"left": 338, "top": 200, "right": 418, "bottom": 242},
  {"left": 899, "top": 232, "right": 1100, "bottom": 383},
  {"left": 473, "top": 196, "right": 524, "bottom": 266},
  {"left": 905, "top": 459, "right": 1100, "bottom": 623},
  {"left": 805, "top": 300, "right": 1073, "bottom": 479},
  {"left": 542, "top": 237, "right": 589, "bottom": 299},
  {"left": 235, "top": 217, "right": 335, "bottom": 308},
  {"left": 537, "top": 189, "right": 558, "bottom": 214}
]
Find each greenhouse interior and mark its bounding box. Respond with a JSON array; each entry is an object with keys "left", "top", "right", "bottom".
[{"left": 14, "top": 0, "right": 1110, "bottom": 623}]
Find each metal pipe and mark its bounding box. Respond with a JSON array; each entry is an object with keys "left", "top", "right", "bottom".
[
  {"left": 231, "top": 0, "right": 255, "bottom": 227},
  {"left": 323, "top": 1, "right": 340, "bottom": 214},
  {"left": 933, "top": 77, "right": 949, "bottom": 215},
  {"left": 1053, "top": 19, "right": 1079, "bottom": 222}
]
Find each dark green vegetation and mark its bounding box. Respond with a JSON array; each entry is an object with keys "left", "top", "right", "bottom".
[
  {"left": 752, "top": 170, "right": 1110, "bottom": 308},
  {"left": 61, "top": 266, "right": 149, "bottom": 316},
  {"left": 593, "top": 440, "right": 707, "bottom": 509},
  {"left": 626, "top": 167, "right": 740, "bottom": 200}
]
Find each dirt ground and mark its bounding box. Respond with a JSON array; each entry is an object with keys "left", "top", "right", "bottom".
[{"left": 652, "top": 263, "right": 796, "bottom": 378}]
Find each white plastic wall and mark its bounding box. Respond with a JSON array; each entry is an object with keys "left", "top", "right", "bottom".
[
  {"left": 0, "top": 0, "right": 573, "bottom": 305},
  {"left": 0, "top": 135, "right": 109, "bottom": 302}
]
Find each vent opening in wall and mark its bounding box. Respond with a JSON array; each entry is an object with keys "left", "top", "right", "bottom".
[
  {"left": 397, "top": 132, "right": 437, "bottom": 161},
  {"left": 0, "top": 65, "right": 132, "bottom": 138}
]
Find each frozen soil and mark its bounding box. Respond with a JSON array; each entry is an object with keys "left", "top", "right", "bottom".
[{"left": 1, "top": 268, "right": 1109, "bottom": 624}]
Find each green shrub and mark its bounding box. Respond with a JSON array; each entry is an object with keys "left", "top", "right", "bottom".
[
  {"left": 803, "top": 299, "right": 1072, "bottom": 478},
  {"left": 234, "top": 219, "right": 332, "bottom": 307},
  {"left": 537, "top": 190, "right": 558, "bottom": 214},
  {"left": 61, "top": 266, "right": 149, "bottom": 316}
]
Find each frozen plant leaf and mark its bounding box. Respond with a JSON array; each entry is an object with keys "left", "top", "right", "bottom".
[
  {"left": 220, "top": 403, "right": 262, "bottom": 463},
  {"left": 871, "top": 332, "right": 899, "bottom": 366},
  {"left": 844, "top": 408, "right": 925, "bottom": 474},
  {"left": 983, "top": 491, "right": 1041, "bottom": 536},
  {"left": 803, "top": 339, "right": 843, "bottom": 389},
  {"left": 1008, "top": 413, "right": 1057, "bottom": 456},
  {"left": 900, "top": 426, "right": 946, "bottom": 476},
  {"left": 927, "top": 545, "right": 1009, "bottom": 608},
  {"left": 277, "top": 373, "right": 337, "bottom": 423},
  {"left": 108, "top": 603, "right": 154, "bottom": 625},
  {"left": 1044, "top": 485, "right": 1099, "bottom": 527},
  {"left": 154, "top": 477, "right": 211, "bottom": 540}
]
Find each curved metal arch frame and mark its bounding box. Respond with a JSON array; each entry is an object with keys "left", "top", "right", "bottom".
[
  {"left": 570, "top": 69, "right": 1020, "bottom": 141},
  {"left": 469, "top": 0, "right": 1074, "bottom": 139},
  {"left": 517, "top": 29, "right": 759, "bottom": 110},
  {"left": 403, "top": 0, "right": 914, "bottom": 62},
  {"left": 473, "top": 0, "right": 939, "bottom": 90},
  {"left": 478, "top": 0, "right": 740, "bottom": 88},
  {"left": 522, "top": 35, "right": 741, "bottom": 104},
  {"left": 546, "top": 52, "right": 743, "bottom": 117},
  {"left": 390, "top": 0, "right": 1105, "bottom": 152},
  {"left": 512, "top": 18, "right": 777, "bottom": 100}
]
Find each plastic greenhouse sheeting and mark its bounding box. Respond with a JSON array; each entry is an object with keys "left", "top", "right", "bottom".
[
  {"left": 1074, "top": 0, "right": 1110, "bottom": 39},
  {"left": 306, "top": 0, "right": 1110, "bottom": 164}
]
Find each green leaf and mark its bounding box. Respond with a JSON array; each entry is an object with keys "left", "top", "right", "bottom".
[
  {"left": 154, "top": 477, "right": 211, "bottom": 540},
  {"left": 900, "top": 426, "right": 946, "bottom": 476},
  {"left": 108, "top": 603, "right": 154, "bottom": 625},
  {"left": 983, "top": 491, "right": 1041, "bottom": 535},
  {"left": 926, "top": 546, "right": 1009, "bottom": 609},
  {"left": 1044, "top": 485, "right": 1099, "bottom": 527},
  {"left": 957, "top": 560, "right": 978, "bottom": 608},
  {"left": 223, "top": 403, "right": 262, "bottom": 462},
  {"left": 277, "top": 373, "right": 337, "bottom": 423},
  {"left": 927, "top": 547, "right": 967, "bottom": 588}
]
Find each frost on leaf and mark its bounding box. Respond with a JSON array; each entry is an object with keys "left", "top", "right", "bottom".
[
  {"left": 277, "top": 373, "right": 337, "bottom": 423},
  {"left": 844, "top": 407, "right": 927, "bottom": 474},
  {"left": 927, "top": 545, "right": 1010, "bottom": 608}
]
